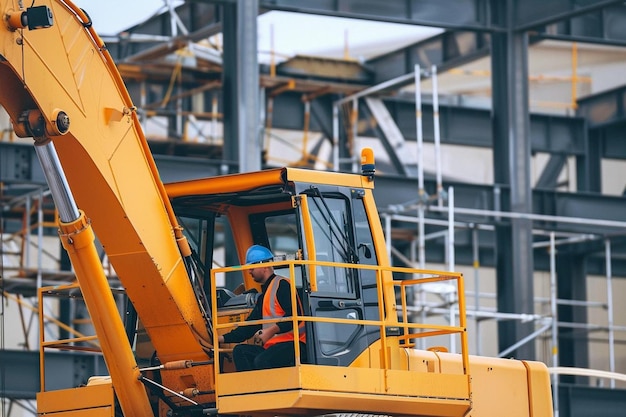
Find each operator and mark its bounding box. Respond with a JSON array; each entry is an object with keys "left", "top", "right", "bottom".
[{"left": 218, "top": 244, "right": 307, "bottom": 371}]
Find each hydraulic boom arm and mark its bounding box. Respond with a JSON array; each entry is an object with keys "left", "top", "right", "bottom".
[{"left": 0, "top": 0, "right": 210, "bottom": 365}]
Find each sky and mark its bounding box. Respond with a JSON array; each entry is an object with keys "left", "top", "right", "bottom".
[
  {"left": 71, "top": 0, "right": 440, "bottom": 63},
  {"left": 72, "top": 0, "right": 172, "bottom": 34}
]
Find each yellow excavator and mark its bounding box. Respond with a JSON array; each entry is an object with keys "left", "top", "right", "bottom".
[{"left": 0, "top": 1, "right": 553, "bottom": 416}]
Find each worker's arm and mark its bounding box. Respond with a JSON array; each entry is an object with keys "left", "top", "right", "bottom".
[{"left": 220, "top": 297, "right": 263, "bottom": 343}]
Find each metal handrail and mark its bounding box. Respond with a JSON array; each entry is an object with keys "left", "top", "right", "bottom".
[
  {"left": 210, "top": 259, "right": 469, "bottom": 380},
  {"left": 38, "top": 282, "right": 102, "bottom": 392}
]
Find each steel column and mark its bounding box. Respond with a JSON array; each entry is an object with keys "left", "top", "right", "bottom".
[
  {"left": 490, "top": 0, "right": 535, "bottom": 360},
  {"left": 221, "top": 0, "right": 261, "bottom": 173},
  {"left": 556, "top": 252, "right": 590, "bottom": 384}
]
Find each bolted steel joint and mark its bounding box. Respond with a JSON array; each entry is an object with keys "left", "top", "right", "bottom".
[
  {"left": 17, "top": 110, "right": 46, "bottom": 139},
  {"left": 14, "top": 109, "right": 70, "bottom": 141},
  {"left": 53, "top": 109, "right": 70, "bottom": 135}
]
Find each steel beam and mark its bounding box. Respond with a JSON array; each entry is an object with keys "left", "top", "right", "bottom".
[
  {"left": 577, "top": 86, "right": 626, "bottom": 130},
  {"left": 578, "top": 128, "right": 602, "bottom": 193},
  {"left": 1, "top": 143, "right": 622, "bottom": 233},
  {"left": 270, "top": 92, "right": 589, "bottom": 155},
  {"left": 535, "top": 155, "right": 568, "bottom": 189},
  {"left": 108, "top": 0, "right": 626, "bottom": 48},
  {"left": 105, "top": 0, "right": 626, "bottom": 68},
  {"left": 373, "top": 175, "right": 626, "bottom": 278},
  {"left": 222, "top": 0, "right": 261, "bottom": 173},
  {"left": 513, "top": 0, "right": 626, "bottom": 32},
  {"left": 361, "top": 98, "right": 411, "bottom": 176},
  {"left": 576, "top": 86, "right": 626, "bottom": 193},
  {"left": 257, "top": 0, "right": 626, "bottom": 47},
  {"left": 366, "top": 30, "right": 490, "bottom": 84},
  {"left": 258, "top": 0, "right": 494, "bottom": 32},
  {"left": 0, "top": 350, "right": 107, "bottom": 399}
]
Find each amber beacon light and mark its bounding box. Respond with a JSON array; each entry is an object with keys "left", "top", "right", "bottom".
[{"left": 361, "top": 147, "right": 375, "bottom": 180}]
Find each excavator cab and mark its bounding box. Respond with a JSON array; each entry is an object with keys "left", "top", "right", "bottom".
[{"left": 168, "top": 163, "right": 384, "bottom": 370}]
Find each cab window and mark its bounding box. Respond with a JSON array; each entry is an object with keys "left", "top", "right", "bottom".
[{"left": 307, "top": 194, "right": 357, "bottom": 298}]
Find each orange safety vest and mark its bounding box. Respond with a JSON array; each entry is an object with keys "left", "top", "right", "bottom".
[{"left": 262, "top": 275, "right": 306, "bottom": 349}]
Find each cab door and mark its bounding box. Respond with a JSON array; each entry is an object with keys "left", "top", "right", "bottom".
[{"left": 297, "top": 185, "right": 380, "bottom": 366}]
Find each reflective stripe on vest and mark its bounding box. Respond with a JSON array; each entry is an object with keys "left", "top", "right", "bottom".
[{"left": 262, "top": 275, "right": 306, "bottom": 349}]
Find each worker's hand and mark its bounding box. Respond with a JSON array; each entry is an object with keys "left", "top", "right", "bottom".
[
  {"left": 253, "top": 325, "right": 279, "bottom": 346},
  {"left": 218, "top": 335, "right": 225, "bottom": 344},
  {"left": 253, "top": 330, "right": 265, "bottom": 346}
]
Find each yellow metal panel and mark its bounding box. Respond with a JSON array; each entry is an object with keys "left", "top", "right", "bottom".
[
  {"left": 165, "top": 166, "right": 374, "bottom": 199},
  {"left": 218, "top": 388, "right": 470, "bottom": 417},
  {"left": 217, "top": 365, "right": 472, "bottom": 416},
  {"left": 466, "top": 355, "right": 531, "bottom": 417},
  {"left": 166, "top": 169, "right": 285, "bottom": 198},
  {"left": 217, "top": 308, "right": 250, "bottom": 324},
  {"left": 37, "top": 408, "right": 113, "bottom": 417},
  {"left": 437, "top": 351, "right": 466, "bottom": 374},
  {"left": 405, "top": 348, "right": 439, "bottom": 372},
  {"left": 219, "top": 365, "right": 385, "bottom": 397},
  {"left": 160, "top": 365, "right": 216, "bottom": 406},
  {"left": 37, "top": 384, "right": 114, "bottom": 414},
  {"left": 435, "top": 353, "right": 554, "bottom": 417},
  {"left": 219, "top": 366, "right": 301, "bottom": 396},
  {"left": 291, "top": 390, "right": 470, "bottom": 417},
  {"left": 524, "top": 360, "right": 555, "bottom": 417},
  {"left": 108, "top": 252, "right": 208, "bottom": 362},
  {"left": 107, "top": 134, "right": 179, "bottom": 264},
  {"left": 386, "top": 370, "right": 470, "bottom": 399},
  {"left": 404, "top": 350, "right": 553, "bottom": 416},
  {"left": 300, "top": 365, "right": 386, "bottom": 393},
  {"left": 284, "top": 167, "right": 375, "bottom": 189}
]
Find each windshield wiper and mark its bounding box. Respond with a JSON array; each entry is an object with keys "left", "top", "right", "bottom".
[{"left": 308, "top": 186, "right": 359, "bottom": 264}]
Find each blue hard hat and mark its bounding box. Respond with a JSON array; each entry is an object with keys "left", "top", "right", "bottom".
[{"left": 245, "top": 245, "right": 273, "bottom": 265}]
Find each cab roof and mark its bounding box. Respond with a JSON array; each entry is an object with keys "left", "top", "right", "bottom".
[{"left": 165, "top": 167, "right": 374, "bottom": 200}]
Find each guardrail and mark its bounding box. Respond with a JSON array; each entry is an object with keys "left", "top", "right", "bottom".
[{"left": 210, "top": 259, "right": 469, "bottom": 376}]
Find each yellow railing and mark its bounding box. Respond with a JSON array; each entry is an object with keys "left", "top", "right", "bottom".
[
  {"left": 38, "top": 282, "right": 102, "bottom": 392},
  {"left": 210, "top": 260, "right": 469, "bottom": 379}
]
